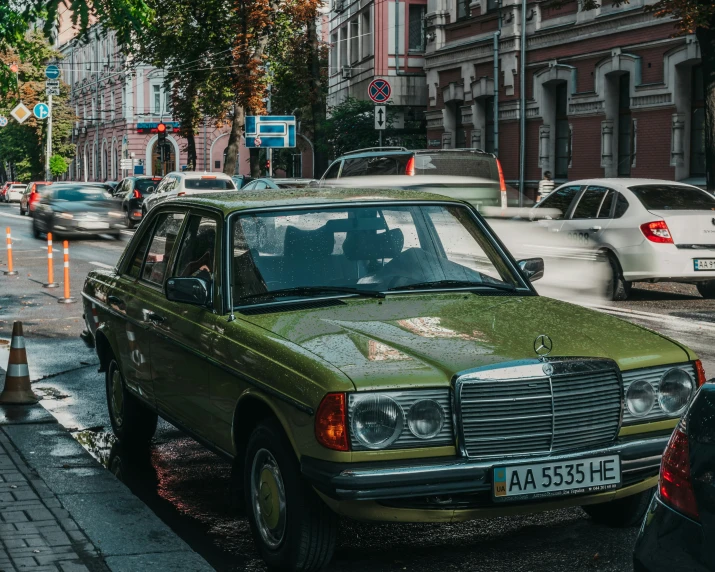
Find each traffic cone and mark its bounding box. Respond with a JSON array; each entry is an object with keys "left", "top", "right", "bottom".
[{"left": 0, "top": 322, "right": 39, "bottom": 404}]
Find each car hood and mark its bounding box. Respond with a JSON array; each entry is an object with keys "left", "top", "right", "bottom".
[{"left": 239, "top": 294, "right": 693, "bottom": 390}]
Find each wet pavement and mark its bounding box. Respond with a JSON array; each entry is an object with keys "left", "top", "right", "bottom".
[{"left": 2, "top": 201, "right": 715, "bottom": 571}]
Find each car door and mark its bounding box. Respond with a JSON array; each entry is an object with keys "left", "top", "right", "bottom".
[
  {"left": 147, "top": 210, "right": 221, "bottom": 434},
  {"left": 561, "top": 185, "right": 615, "bottom": 249},
  {"left": 532, "top": 185, "right": 581, "bottom": 235}
]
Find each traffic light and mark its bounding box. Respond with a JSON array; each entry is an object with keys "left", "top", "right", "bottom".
[
  {"left": 157, "top": 122, "right": 167, "bottom": 143},
  {"left": 265, "top": 159, "right": 271, "bottom": 172}
]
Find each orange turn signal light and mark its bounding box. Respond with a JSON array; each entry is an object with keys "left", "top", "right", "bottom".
[{"left": 315, "top": 393, "right": 349, "bottom": 451}]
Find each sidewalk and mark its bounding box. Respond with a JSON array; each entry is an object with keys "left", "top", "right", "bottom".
[{"left": 0, "top": 403, "right": 213, "bottom": 572}]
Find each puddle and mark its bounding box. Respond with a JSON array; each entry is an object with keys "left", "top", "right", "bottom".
[
  {"left": 72, "top": 427, "right": 116, "bottom": 468},
  {"left": 35, "top": 387, "right": 70, "bottom": 400}
]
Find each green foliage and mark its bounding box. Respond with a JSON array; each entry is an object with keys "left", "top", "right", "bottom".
[{"left": 49, "top": 154, "right": 68, "bottom": 177}]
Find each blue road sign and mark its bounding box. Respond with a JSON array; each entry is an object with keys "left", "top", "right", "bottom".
[
  {"left": 0, "top": 117, "right": 7, "bottom": 127},
  {"left": 33, "top": 103, "right": 50, "bottom": 120},
  {"left": 45, "top": 65, "right": 60, "bottom": 80},
  {"left": 368, "top": 79, "right": 391, "bottom": 103},
  {"left": 245, "top": 116, "right": 296, "bottom": 148}
]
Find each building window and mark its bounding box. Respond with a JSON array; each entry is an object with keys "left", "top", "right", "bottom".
[
  {"left": 339, "top": 27, "right": 348, "bottom": 69},
  {"left": 330, "top": 33, "right": 338, "bottom": 74},
  {"left": 487, "top": 0, "right": 499, "bottom": 10},
  {"left": 164, "top": 87, "right": 171, "bottom": 115},
  {"left": 409, "top": 5, "right": 426, "bottom": 52},
  {"left": 617, "top": 74, "right": 633, "bottom": 177},
  {"left": 99, "top": 95, "right": 104, "bottom": 121},
  {"left": 690, "top": 65, "right": 705, "bottom": 177},
  {"left": 110, "top": 92, "right": 115, "bottom": 120},
  {"left": 455, "top": 106, "right": 467, "bottom": 148},
  {"left": 153, "top": 84, "right": 161, "bottom": 114},
  {"left": 555, "top": 83, "right": 570, "bottom": 179},
  {"left": 484, "top": 97, "right": 495, "bottom": 153},
  {"left": 457, "top": 0, "right": 468, "bottom": 19},
  {"left": 361, "top": 10, "right": 372, "bottom": 57},
  {"left": 350, "top": 19, "right": 359, "bottom": 64}
]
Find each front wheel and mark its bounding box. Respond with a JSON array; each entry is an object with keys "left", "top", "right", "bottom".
[
  {"left": 106, "top": 358, "right": 157, "bottom": 445},
  {"left": 582, "top": 488, "right": 654, "bottom": 528},
  {"left": 244, "top": 419, "right": 337, "bottom": 572},
  {"left": 697, "top": 281, "right": 715, "bottom": 299}
]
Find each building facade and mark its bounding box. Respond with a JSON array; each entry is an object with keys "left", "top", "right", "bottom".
[{"left": 422, "top": 0, "right": 704, "bottom": 194}]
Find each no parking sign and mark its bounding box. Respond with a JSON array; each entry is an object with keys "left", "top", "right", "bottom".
[{"left": 368, "top": 79, "right": 392, "bottom": 103}]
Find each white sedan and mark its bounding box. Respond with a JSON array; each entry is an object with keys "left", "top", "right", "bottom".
[
  {"left": 5, "top": 184, "right": 27, "bottom": 203},
  {"left": 531, "top": 178, "right": 715, "bottom": 301}
]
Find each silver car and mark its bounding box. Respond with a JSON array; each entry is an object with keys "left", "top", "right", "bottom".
[
  {"left": 532, "top": 178, "right": 715, "bottom": 300},
  {"left": 142, "top": 171, "right": 236, "bottom": 214}
]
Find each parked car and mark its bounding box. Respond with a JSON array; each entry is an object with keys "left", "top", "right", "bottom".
[
  {"left": 142, "top": 171, "right": 236, "bottom": 213},
  {"left": 82, "top": 188, "right": 705, "bottom": 572},
  {"left": 633, "top": 380, "right": 715, "bottom": 572},
  {"left": 241, "top": 177, "right": 314, "bottom": 190},
  {"left": 531, "top": 178, "right": 715, "bottom": 301},
  {"left": 4, "top": 183, "right": 27, "bottom": 203},
  {"left": 32, "top": 184, "right": 126, "bottom": 239},
  {"left": 1, "top": 181, "right": 20, "bottom": 201},
  {"left": 320, "top": 147, "right": 509, "bottom": 208},
  {"left": 115, "top": 176, "right": 163, "bottom": 228},
  {"left": 20, "top": 181, "right": 52, "bottom": 216}
]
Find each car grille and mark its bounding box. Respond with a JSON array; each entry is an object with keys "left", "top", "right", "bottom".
[{"left": 457, "top": 361, "right": 622, "bottom": 458}]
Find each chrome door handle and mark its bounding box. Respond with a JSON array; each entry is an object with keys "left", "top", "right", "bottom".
[{"left": 589, "top": 226, "right": 602, "bottom": 231}]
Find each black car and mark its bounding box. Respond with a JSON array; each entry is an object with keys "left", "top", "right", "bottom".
[
  {"left": 115, "top": 176, "right": 162, "bottom": 228},
  {"left": 633, "top": 382, "right": 715, "bottom": 572},
  {"left": 32, "top": 184, "right": 126, "bottom": 239}
]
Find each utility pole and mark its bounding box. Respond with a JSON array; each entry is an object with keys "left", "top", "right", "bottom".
[
  {"left": 267, "top": 66, "right": 273, "bottom": 178},
  {"left": 45, "top": 94, "right": 53, "bottom": 181}
]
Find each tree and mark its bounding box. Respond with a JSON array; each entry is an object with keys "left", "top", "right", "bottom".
[{"left": 49, "top": 155, "right": 68, "bottom": 177}]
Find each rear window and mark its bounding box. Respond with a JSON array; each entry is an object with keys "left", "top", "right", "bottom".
[
  {"left": 414, "top": 153, "right": 498, "bottom": 180},
  {"left": 135, "top": 179, "right": 161, "bottom": 193},
  {"left": 55, "top": 188, "right": 107, "bottom": 201},
  {"left": 341, "top": 156, "right": 411, "bottom": 177},
  {"left": 629, "top": 185, "right": 715, "bottom": 211},
  {"left": 10, "top": 185, "right": 26, "bottom": 190},
  {"left": 184, "top": 178, "right": 235, "bottom": 190}
]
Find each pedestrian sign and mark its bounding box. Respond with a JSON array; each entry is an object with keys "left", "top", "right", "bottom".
[
  {"left": 33, "top": 103, "right": 50, "bottom": 120},
  {"left": 45, "top": 65, "right": 60, "bottom": 80},
  {"left": 368, "top": 79, "right": 391, "bottom": 103},
  {"left": 10, "top": 103, "right": 31, "bottom": 124},
  {"left": 0, "top": 116, "right": 7, "bottom": 127},
  {"left": 245, "top": 116, "right": 296, "bottom": 148}
]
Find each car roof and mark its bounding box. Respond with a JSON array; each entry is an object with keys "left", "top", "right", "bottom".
[
  {"left": 167, "top": 171, "right": 233, "bottom": 179},
  {"left": 563, "top": 178, "right": 702, "bottom": 189},
  {"left": 335, "top": 148, "right": 496, "bottom": 160},
  {"left": 172, "top": 187, "right": 467, "bottom": 215}
]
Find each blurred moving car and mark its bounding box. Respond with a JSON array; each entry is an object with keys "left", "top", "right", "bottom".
[
  {"left": 232, "top": 175, "right": 253, "bottom": 189},
  {"left": 142, "top": 171, "right": 236, "bottom": 213},
  {"left": 532, "top": 179, "right": 715, "bottom": 301},
  {"left": 32, "top": 184, "right": 126, "bottom": 239},
  {"left": 115, "top": 176, "right": 163, "bottom": 228},
  {"left": 4, "top": 183, "right": 27, "bottom": 203},
  {"left": 320, "top": 147, "right": 509, "bottom": 208},
  {"left": 633, "top": 380, "right": 715, "bottom": 572},
  {"left": 241, "top": 177, "right": 314, "bottom": 190},
  {"left": 20, "top": 182, "right": 52, "bottom": 216}
]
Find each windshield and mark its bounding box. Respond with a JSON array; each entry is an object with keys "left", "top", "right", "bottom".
[
  {"left": 54, "top": 188, "right": 108, "bottom": 201},
  {"left": 184, "top": 178, "right": 235, "bottom": 190},
  {"left": 136, "top": 179, "right": 160, "bottom": 193},
  {"left": 629, "top": 185, "right": 715, "bottom": 211},
  {"left": 231, "top": 204, "right": 522, "bottom": 306}
]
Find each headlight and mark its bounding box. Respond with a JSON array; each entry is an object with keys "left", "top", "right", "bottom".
[
  {"left": 57, "top": 212, "right": 73, "bottom": 219},
  {"left": 351, "top": 394, "right": 403, "bottom": 450},
  {"left": 408, "top": 399, "right": 445, "bottom": 439},
  {"left": 108, "top": 211, "right": 123, "bottom": 218},
  {"left": 626, "top": 379, "right": 656, "bottom": 417},
  {"left": 659, "top": 368, "right": 694, "bottom": 415}
]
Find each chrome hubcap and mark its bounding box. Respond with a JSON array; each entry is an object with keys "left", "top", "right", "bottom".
[
  {"left": 110, "top": 367, "right": 124, "bottom": 427},
  {"left": 251, "top": 448, "right": 286, "bottom": 549}
]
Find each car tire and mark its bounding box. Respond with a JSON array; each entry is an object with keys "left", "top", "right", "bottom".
[
  {"left": 582, "top": 488, "right": 654, "bottom": 528},
  {"left": 696, "top": 281, "right": 715, "bottom": 299},
  {"left": 106, "top": 358, "right": 157, "bottom": 445},
  {"left": 125, "top": 209, "right": 135, "bottom": 229},
  {"left": 605, "top": 254, "right": 631, "bottom": 301},
  {"left": 20, "top": 205, "right": 26, "bottom": 216},
  {"left": 32, "top": 220, "right": 41, "bottom": 239},
  {"left": 244, "top": 419, "right": 337, "bottom": 572}
]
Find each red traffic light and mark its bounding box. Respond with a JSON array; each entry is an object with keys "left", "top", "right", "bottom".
[{"left": 157, "top": 122, "right": 167, "bottom": 133}]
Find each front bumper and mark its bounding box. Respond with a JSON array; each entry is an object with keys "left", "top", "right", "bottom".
[{"left": 302, "top": 434, "right": 668, "bottom": 502}]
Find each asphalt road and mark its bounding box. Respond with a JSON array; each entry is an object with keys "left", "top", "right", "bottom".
[{"left": 1, "top": 200, "right": 715, "bottom": 572}]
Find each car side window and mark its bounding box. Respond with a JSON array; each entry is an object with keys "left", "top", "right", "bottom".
[
  {"left": 323, "top": 161, "right": 341, "bottom": 179},
  {"left": 572, "top": 186, "right": 610, "bottom": 219},
  {"left": 536, "top": 185, "right": 580, "bottom": 220},
  {"left": 173, "top": 215, "right": 217, "bottom": 282},
  {"left": 255, "top": 181, "right": 267, "bottom": 190},
  {"left": 614, "top": 193, "right": 629, "bottom": 218},
  {"left": 597, "top": 189, "right": 615, "bottom": 219},
  {"left": 341, "top": 158, "right": 368, "bottom": 177},
  {"left": 126, "top": 223, "right": 155, "bottom": 279},
  {"left": 141, "top": 212, "right": 186, "bottom": 286}
]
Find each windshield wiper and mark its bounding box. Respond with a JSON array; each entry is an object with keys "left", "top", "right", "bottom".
[
  {"left": 387, "top": 279, "right": 516, "bottom": 292},
  {"left": 238, "top": 286, "right": 386, "bottom": 302}
]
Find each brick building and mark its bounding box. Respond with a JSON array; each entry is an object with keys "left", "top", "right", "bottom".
[{"left": 423, "top": 0, "right": 705, "bottom": 196}]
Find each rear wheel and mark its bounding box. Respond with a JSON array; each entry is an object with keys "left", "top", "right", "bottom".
[
  {"left": 32, "top": 219, "right": 41, "bottom": 239},
  {"left": 605, "top": 254, "right": 631, "bottom": 301},
  {"left": 582, "top": 488, "right": 654, "bottom": 527},
  {"left": 697, "top": 281, "right": 715, "bottom": 299},
  {"left": 125, "top": 209, "right": 135, "bottom": 229},
  {"left": 106, "top": 358, "right": 157, "bottom": 445},
  {"left": 244, "top": 419, "right": 337, "bottom": 572},
  {"left": 20, "top": 204, "right": 26, "bottom": 215}
]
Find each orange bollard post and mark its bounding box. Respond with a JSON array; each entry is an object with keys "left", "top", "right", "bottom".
[
  {"left": 4, "top": 227, "right": 17, "bottom": 276},
  {"left": 58, "top": 240, "right": 76, "bottom": 304},
  {"left": 43, "top": 232, "right": 58, "bottom": 288}
]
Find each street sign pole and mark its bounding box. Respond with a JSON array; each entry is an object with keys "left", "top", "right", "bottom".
[{"left": 45, "top": 94, "right": 53, "bottom": 181}]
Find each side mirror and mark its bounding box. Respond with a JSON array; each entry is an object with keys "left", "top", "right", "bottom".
[
  {"left": 166, "top": 277, "right": 210, "bottom": 306},
  {"left": 518, "top": 258, "right": 544, "bottom": 282},
  {"left": 145, "top": 186, "right": 154, "bottom": 193}
]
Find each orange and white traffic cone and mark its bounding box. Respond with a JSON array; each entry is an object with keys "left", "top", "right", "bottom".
[{"left": 0, "top": 322, "right": 38, "bottom": 404}]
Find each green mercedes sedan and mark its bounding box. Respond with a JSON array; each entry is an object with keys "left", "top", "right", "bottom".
[{"left": 81, "top": 189, "right": 706, "bottom": 572}]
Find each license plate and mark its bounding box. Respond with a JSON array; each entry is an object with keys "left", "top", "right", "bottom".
[
  {"left": 694, "top": 259, "right": 715, "bottom": 271},
  {"left": 493, "top": 454, "right": 620, "bottom": 502},
  {"left": 80, "top": 222, "right": 109, "bottom": 230}
]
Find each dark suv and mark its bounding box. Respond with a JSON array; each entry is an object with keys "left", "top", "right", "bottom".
[
  {"left": 115, "top": 176, "right": 163, "bottom": 228},
  {"left": 319, "top": 147, "right": 509, "bottom": 209}
]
